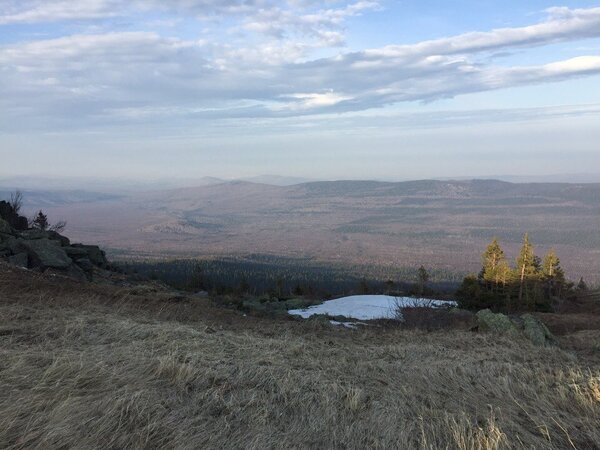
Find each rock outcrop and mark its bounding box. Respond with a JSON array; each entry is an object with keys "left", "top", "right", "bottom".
[
  {"left": 475, "top": 309, "right": 519, "bottom": 336},
  {"left": 520, "top": 314, "right": 557, "bottom": 347},
  {"left": 475, "top": 309, "right": 557, "bottom": 347},
  {"left": 0, "top": 203, "right": 111, "bottom": 280},
  {"left": 0, "top": 201, "right": 29, "bottom": 231},
  {"left": 18, "top": 238, "right": 72, "bottom": 269}
]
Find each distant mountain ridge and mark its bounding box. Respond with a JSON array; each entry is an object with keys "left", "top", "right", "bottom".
[
  {"left": 0, "top": 174, "right": 314, "bottom": 193},
  {"left": 17, "top": 177, "right": 599, "bottom": 213},
  {"left": 4, "top": 173, "right": 600, "bottom": 194},
  {"left": 0, "top": 189, "right": 122, "bottom": 209}
]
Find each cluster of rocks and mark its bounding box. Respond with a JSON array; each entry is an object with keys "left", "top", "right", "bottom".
[
  {"left": 475, "top": 309, "right": 557, "bottom": 347},
  {"left": 0, "top": 200, "right": 111, "bottom": 281},
  {"left": 0, "top": 201, "right": 28, "bottom": 231}
]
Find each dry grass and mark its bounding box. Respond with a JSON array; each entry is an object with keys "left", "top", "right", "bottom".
[{"left": 1, "top": 265, "right": 599, "bottom": 449}]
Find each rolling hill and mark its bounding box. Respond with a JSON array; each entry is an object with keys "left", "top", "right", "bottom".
[{"left": 27, "top": 179, "right": 600, "bottom": 282}]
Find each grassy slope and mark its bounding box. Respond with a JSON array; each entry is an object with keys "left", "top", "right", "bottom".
[{"left": 1, "top": 264, "right": 599, "bottom": 449}]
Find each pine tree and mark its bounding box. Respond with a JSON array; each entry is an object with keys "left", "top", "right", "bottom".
[
  {"left": 497, "top": 260, "right": 511, "bottom": 286},
  {"left": 542, "top": 249, "right": 565, "bottom": 297},
  {"left": 515, "top": 233, "right": 540, "bottom": 308},
  {"left": 481, "top": 238, "right": 508, "bottom": 287},
  {"left": 32, "top": 210, "right": 49, "bottom": 231}
]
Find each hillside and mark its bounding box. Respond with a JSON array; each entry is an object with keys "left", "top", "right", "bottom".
[
  {"left": 1, "top": 263, "right": 599, "bottom": 449},
  {"left": 33, "top": 179, "right": 600, "bottom": 282}
]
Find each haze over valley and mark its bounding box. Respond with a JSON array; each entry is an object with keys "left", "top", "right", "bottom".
[{"left": 6, "top": 178, "right": 600, "bottom": 283}]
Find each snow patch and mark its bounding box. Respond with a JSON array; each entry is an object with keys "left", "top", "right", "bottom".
[{"left": 289, "top": 295, "right": 456, "bottom": 321}]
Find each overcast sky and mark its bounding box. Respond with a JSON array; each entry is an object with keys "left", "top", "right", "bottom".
[{"left": 1, "top": 1, "right": 600, "bottom": 182}]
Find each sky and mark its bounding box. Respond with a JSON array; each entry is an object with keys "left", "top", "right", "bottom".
[{"left": 1, "top": 1, "right": 600, "bottom": 182}]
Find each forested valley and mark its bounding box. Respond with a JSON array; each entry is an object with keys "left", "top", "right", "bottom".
[{"left": 122, "top": 254, "right": 464, "bottom": 299}]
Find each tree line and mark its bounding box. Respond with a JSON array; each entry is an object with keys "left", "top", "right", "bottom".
[
  {"left": 456, "top": 234, "right": 585, "bottom": 312},
  {"left": 122, "top": 256, "right": 461, "bottom": 299}
]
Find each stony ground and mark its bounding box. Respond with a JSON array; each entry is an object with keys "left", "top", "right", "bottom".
[{"left": 1, "top": 263, "right": 599, "bottom": 449}]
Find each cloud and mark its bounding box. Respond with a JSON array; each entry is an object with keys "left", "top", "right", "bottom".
[
  {"left": 0, "top": 0, "right": 120, "bottom": 24},
  {"left": 0, "top": 1, "right": 376, "bottom": 60},
  {"left": 276, "top": 92, "right": 354, "bottom": 110},
  {"left": 241, "top": 1, "right": 378, "bottom": 43},
  {"left": 365, "top": 7, "right": 600, "bottom": 58},
  {"left": 1, "top": 6, "right": 600, "bottom": 131},
  {"left": 0, "top": 0, "right": 175, "bottom": 24},
  {"left": 0, "top": 0, "right": 375, "bottom": 26}
]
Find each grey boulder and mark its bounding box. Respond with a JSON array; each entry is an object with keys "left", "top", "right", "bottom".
[
  {"left": 19, "top": 230, "right": 70, "bottom": 246},
  {"left": 475, "top": 309, "right": 519, "bottom": 336},
  {"left": 521, "top": 314, "right": 557, "bottom": 347},
  {"left": 71, "top": 244, "right": 108, "bottom": 267},
  {"left": 19, "top": 239, "right": 72, "bottom": 269},
  {"left": 65, "top": 247, "right": 90, "bottom": 259},
  {"left": 18, "top": 229, "right": 49, "bottom": 240}
]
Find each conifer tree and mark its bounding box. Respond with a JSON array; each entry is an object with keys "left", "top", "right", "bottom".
[
  {"left": 497, "top": 260, "right": 511, "bottom": 286},
  {"left": 481, "top": 238, "right": 508, "bottom": 286},
  {"left": 542, "top": 249, "right": 565, "bottom": 297},
  {"left": 515, "top": 233, "right": 540, "bottom": 307},
  {"left": 32, "top": 210, "right": 49, "bottom": 231},
  {"left": 458, "top": 234, "right": 571, "bottom": 312}
]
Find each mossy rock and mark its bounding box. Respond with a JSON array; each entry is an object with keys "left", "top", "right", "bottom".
[
  {"left": 521, "top": 314, "right": 556, "bottom": 347},
  {"left": 476, "top": 309, "right": 519, "bottom": 336}
]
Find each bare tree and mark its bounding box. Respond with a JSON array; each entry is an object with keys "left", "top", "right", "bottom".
[
  {"left": 9, "top": 190, "right": 23, "bottom": 214},
  {"left": 49, "top": 220, "right": 67, "bottom": 233}
]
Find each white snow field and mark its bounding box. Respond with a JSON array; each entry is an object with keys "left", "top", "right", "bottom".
[{"left": 288, "top": 295, "right": 457, "bottom": 321}]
